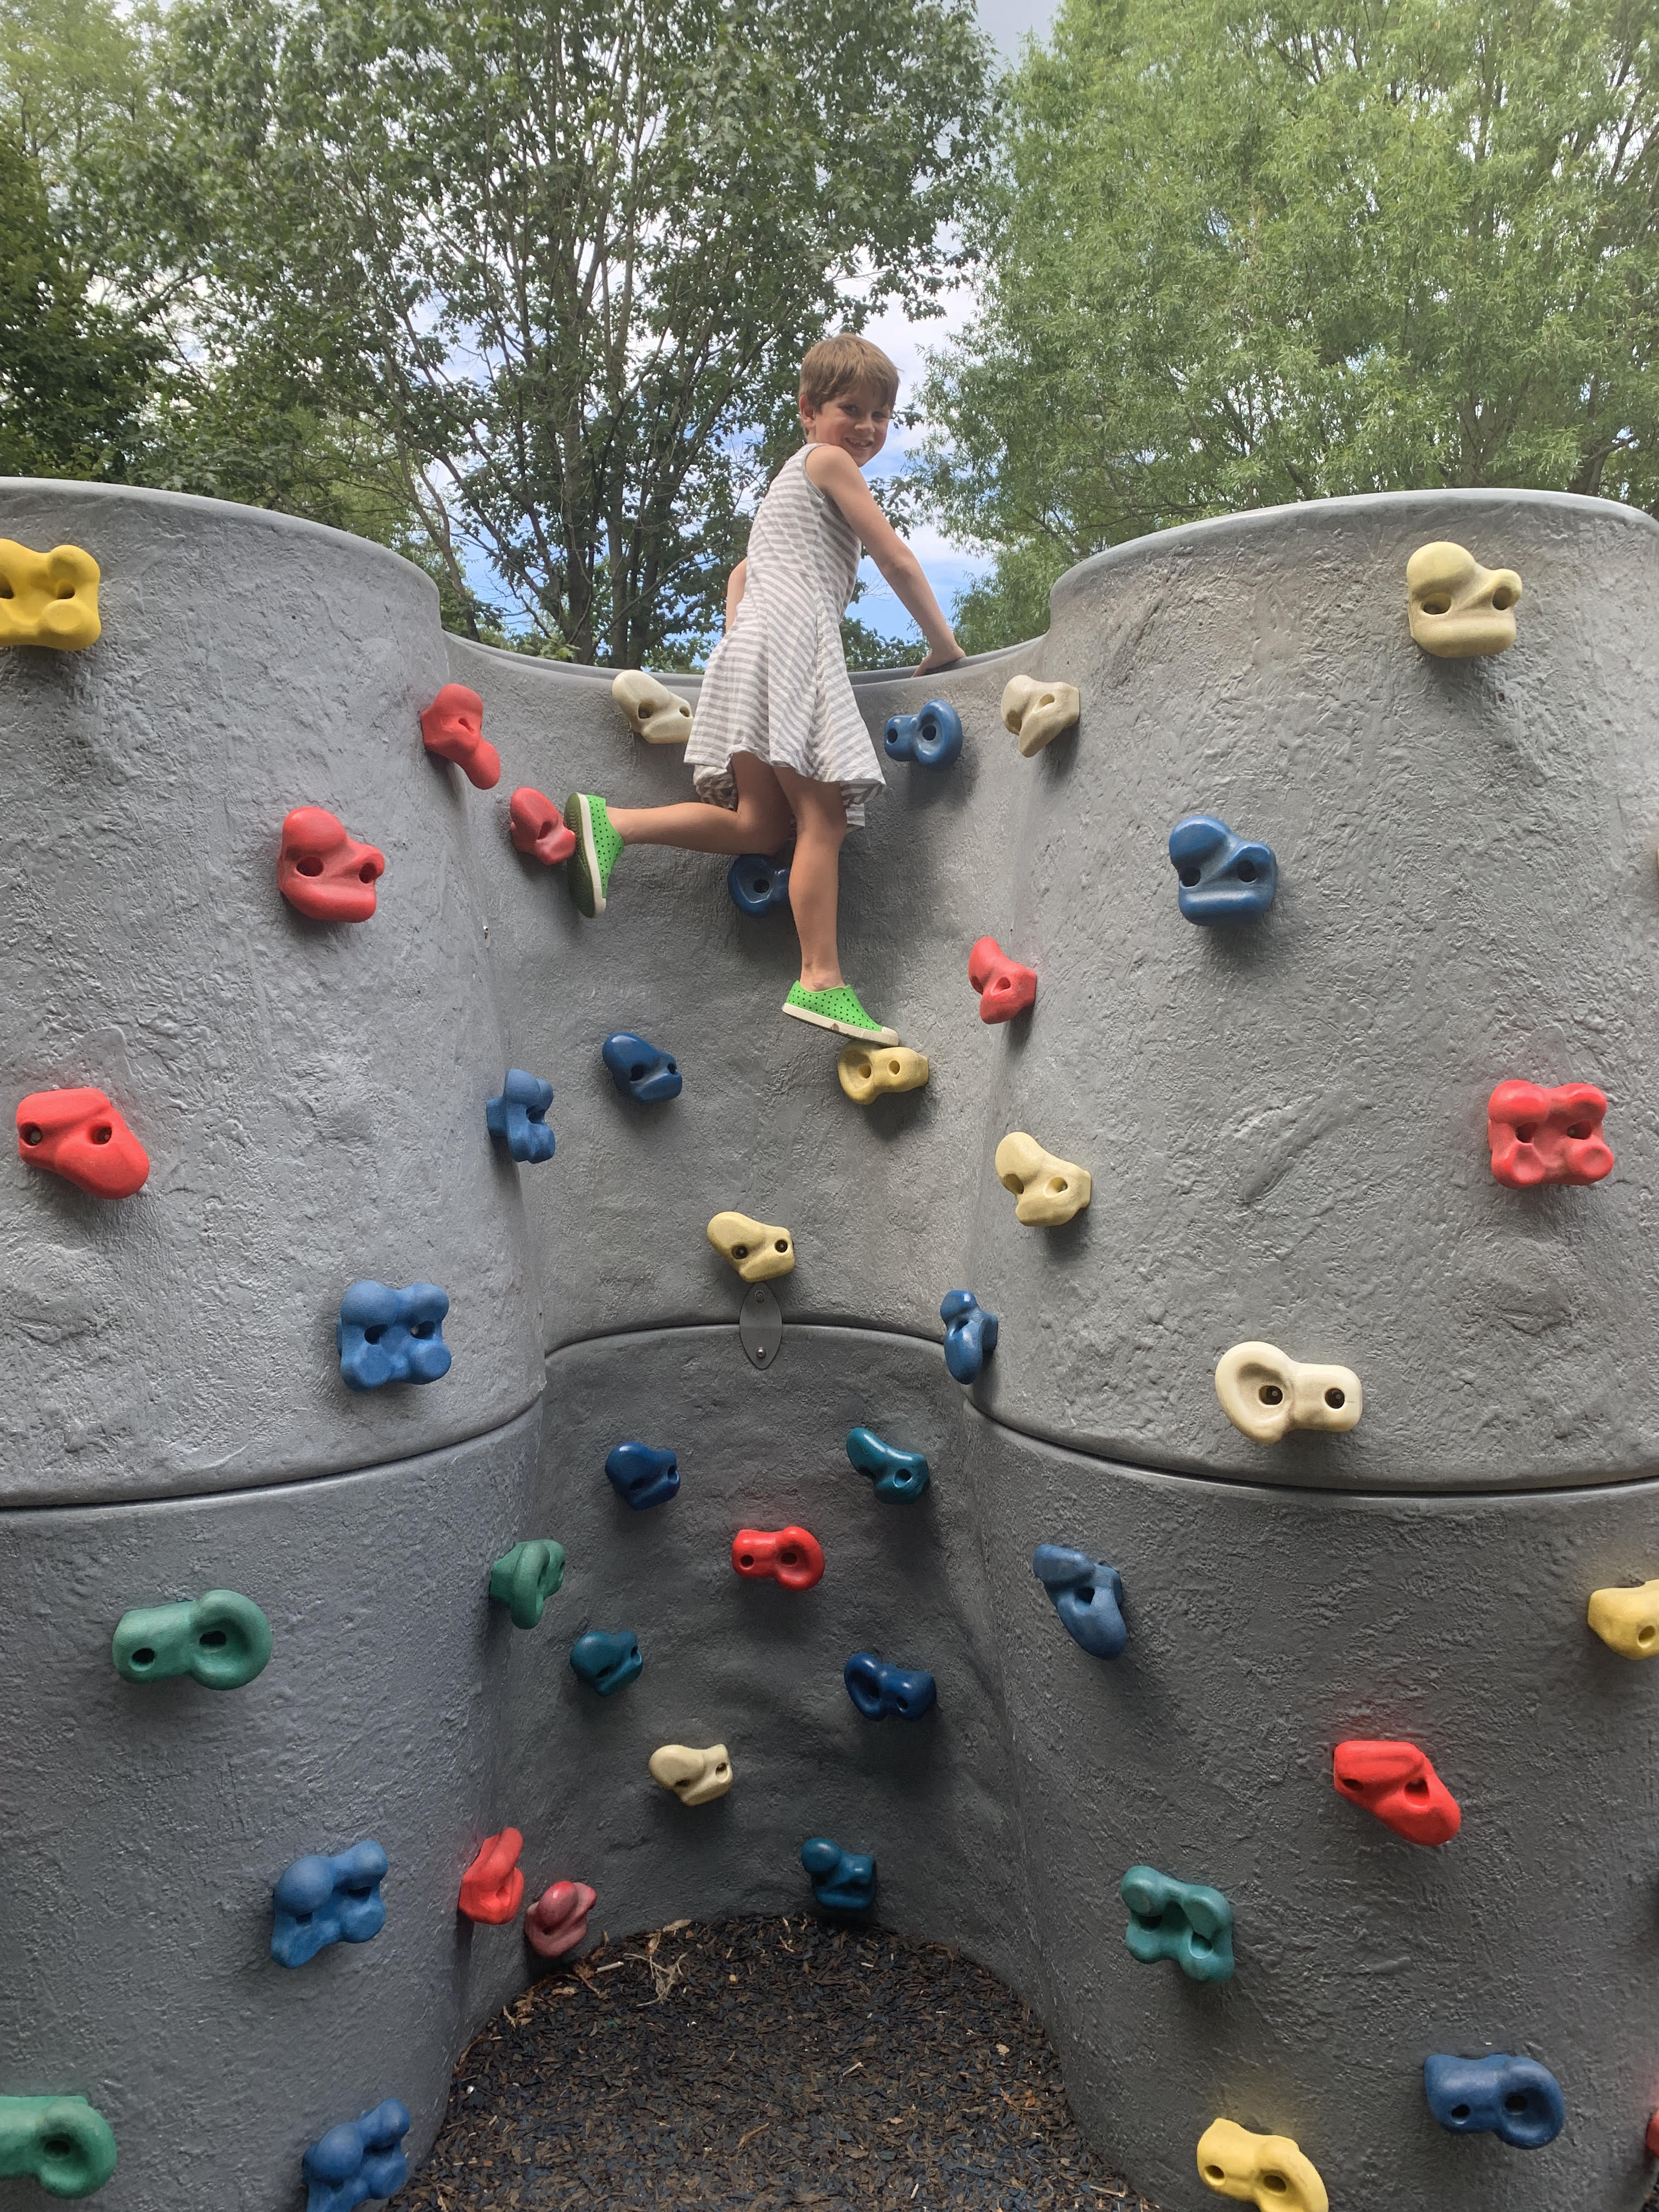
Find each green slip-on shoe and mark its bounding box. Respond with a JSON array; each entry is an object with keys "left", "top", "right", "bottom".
[
  {"left": 565, "top": 792, "right": 623, "bottom": 917},
  {"left": 781, "top": 983, "right": 900, "bottom": 1046}
]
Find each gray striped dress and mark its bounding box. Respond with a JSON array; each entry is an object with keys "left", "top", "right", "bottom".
[{"left": 685, "top": 445, "right": 886, "bottom": 828}]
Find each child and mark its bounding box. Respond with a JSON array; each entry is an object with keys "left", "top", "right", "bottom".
[{"left": 562, "top": 332, "right": 963, "bottom": 1046}]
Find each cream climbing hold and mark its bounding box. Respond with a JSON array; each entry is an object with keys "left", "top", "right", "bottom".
[
  {"left": 1000, "top": 675, "right": 1080, "bottom": 758},
  {"left": 612, "top": 669, "right": 693, "bottom": 743},
  {"left": 1196, "top": 2119, "right": 1328, "bottom": 2212},
  {"left": 1215, "top": 1341, "right": 1361, "bottom": 1444},
  {"left": 0, "top": 538, "right": 101, "bottom": 650},
  {"left": 707, "top": 1211, "right": 795, "bottom": 1282},
  {"left": 1406, "top": 542, "right": 1522, "bottom": 658},
  {"left": 837, "top": 1042, "right": 929, "bottom": 1105},
  {"left": 994, "top": 1133, "right": 1091, "bottom": 1227},
  {"left": 1587, "top": 1580, "right": 1659, "bottom": 1659},
  {"left": 648, "top": 1742, "right": 732, "bottom": 1805}
]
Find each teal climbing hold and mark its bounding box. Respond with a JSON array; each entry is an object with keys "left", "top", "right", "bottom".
[
  {"left": 0, "top": 2095, "right": 118, "bottom": 2198},
  {"left": 111, "top": 1590, "right": 272, "bottom": 1690},
  {"left": 845, "top": 1426, "right": 930, "bottom": 1500},
  {"left": 1120, "top": 1865, "right": 1234, "bottom": 1984},
  {"left": 489, "top": 1539, "right": 566, "bottom": 1629}
]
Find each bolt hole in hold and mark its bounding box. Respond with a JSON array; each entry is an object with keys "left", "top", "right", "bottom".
[
  {"left": 364, "top": 1324, "right": 385, "bottom": 1344},
  {"left": 1406, "top": 1777, "right": 1428, "bottom": 1798},
  {"left": 733, "top": 1243, "right": 750, "bottom": 1259},
  {"left": 20, "top": 1125, "right": 41, "bottom": 1145},
  {"left": 1504, "top": 2095, "right": 1530, "bottom": 2115},
  {"left": 1642, "top": 1625, "right": 1657, "bottom": 1647},
  {"left": 297, "top": 855, "right": 324, "bottom": 876},
  {"left": 41, "top": 2138, "right": 74, "bottom": 2159},
  {"left": 131, "top": 1646, "right": 156, "bottom": 1667},
  {"left": 1262, "top": 2176, "right": 1289, "bottom": 2197},
  {"left": 1204, "top": 2169, "right": 1224, "bottom": 2185},
  {"left": 1451, "top": 2104, "right": 1471, "bottom": 2120},
  {"left": 1421, "top": 595, "right": 1452, "bottom": 615},
  {"left": 774, "top": 1238, "right": 788, "bottom": 1252},
  {"left": 358, "top": 861, "right": 377, "bottom": 882},
  {"left": 199, "top": 1629, "right": 228, "bottom": 1649},
  {"left": 1515, "top": 1122, "right": 1537, "bottom": 1143},
  {"left": 1235, "top": 859, "right": 1257, "bottom": 881},
  {"left": 1324, "top": 1387, "right": 1345, "bottom": 1407},
  {"left": 1566, "top": 1121, "right": 1591, "bottom": 1139},
  {"left": 1180, "top": 868, "right": 1201, "bottom": 887},
  {"left": 1259, "top": 1384, "right": 1284, "bottom": 1405},
  {"left": 1492, "top": 586, "right": 1517, "bottom": 608},
  {"left": 91, "top": 1124, "right": 112, "bottom": 1143}
]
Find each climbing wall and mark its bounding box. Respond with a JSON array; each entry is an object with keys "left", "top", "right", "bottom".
[{"left": 1, "top": 475, "right": 1656, "bottom": 2212}]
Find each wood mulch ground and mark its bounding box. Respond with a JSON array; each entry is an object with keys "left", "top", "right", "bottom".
[{"left": 400, "top": 1914, "right": 1165, "bottom": 2210}]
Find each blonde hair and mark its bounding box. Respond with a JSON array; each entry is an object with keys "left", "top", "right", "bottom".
[{"left": 800, "top": 332, "right": 900, "bottom": 413}]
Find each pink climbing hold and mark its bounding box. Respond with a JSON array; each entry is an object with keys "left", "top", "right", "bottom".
[
  {"left": 968, "top": 936, "right": 1037, "bottom": 1025},
  {"left": 1487, "top": 1080, "right": 1613, "bottom": 1189},
  {"left": 524, "top": 1879, "right": 597, "bottom": 1960},
  {"left": 16, "top": 1087, "right": 150, "bottom": 1200},
  {"left": 510, "top": 786, "right": 577, "bottom": 866},
  {"left": 1331, "top": 1739, "right": 1462, "bottom": 1847},
  {"left": 276, "top": 806, "right": 386, "bottom": 923},
  {"left": 421, "top": 683, "right": 500, "bottom": 790},
  {"left": 458, "top": 1827, "right": 525, "bottom": 1924}
]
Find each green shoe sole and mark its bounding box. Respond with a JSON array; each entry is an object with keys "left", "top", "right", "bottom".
[{"left": 781, "top": 986, "right": 899, "bottom": 1047}]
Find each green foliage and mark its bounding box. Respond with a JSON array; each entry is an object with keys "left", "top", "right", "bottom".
[{"left": 922, "top": 0, "right": 1659, "bottom": 647}]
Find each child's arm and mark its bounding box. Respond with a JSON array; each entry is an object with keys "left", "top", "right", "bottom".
[
  {"left": 804, "top": 446, "right": 964, "bottom": 676},
  {"left": 725, "top": 559, "right": 748, "bottom": 629}
]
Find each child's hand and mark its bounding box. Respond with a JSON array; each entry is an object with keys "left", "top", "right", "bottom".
[{"left": 913, "top": 641, "right": 966, "bottom": 677}]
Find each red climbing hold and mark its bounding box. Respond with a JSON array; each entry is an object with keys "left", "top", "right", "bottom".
[
  {"left": 731, "top": 1526, "right": 826, "bottom": 1592},
  {"left": 510, "top": 786, "right": 577, "bottom": 866},
  {"left": 16, "top": 1088, "right": 149, "bottom": 1199},
  {"left": 1647, "top": 2109, "right": 1659, "bottom": 2158},
  {"left": 421, "top": 683, "right": 500, "bottom": 789},
  {"left": 277, "top": 806, "right": 386, "bottom": 923},
  {"left": 1487, "top": 1080, "right": 1613, "bottom": 1189},
  {"left": 1331, "top": 1739, "right": 1461, "bottom": 1847},
  {"left": 968, "top": 937, "right": 1037, "bottom": 1025},
  {"left": 524, "top": 1880, "right": 597, "bottom": 1960},
  {"left": 458, "top": 1827, "right": 525, "bottom": 1923}
]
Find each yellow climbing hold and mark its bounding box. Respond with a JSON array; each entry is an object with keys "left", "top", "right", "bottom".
[
  {"left": 612, "top": 669, "right": 693, "bottom": 743},
  {"left": 648, "top": 1742, "right": 732, "bottom": 1805},
  {"left": 1196, "top": 2119, "right": 1328, "bottom": 2212},
  {"left": 707, "top": 1211, "right": 795, "bottom": 1282},
  {"left": 1000, "top": 674, "right": 1080, "bottom": 758},
  {"left": 1215, "top": 1341, "right": 1362, "bottom": 1444},
  {"left": 0, "top": 539, "right": 100, "bottom": 651},
  {"left": 837, "top": 1042, "right": 929, "bottom": 1104},
  {"left": 994, "top": 1132, "right": 1091, "bottom": 1227},
  {"left": 1406, "top": 542, "right": 1522, "bottom": 659},
  {"left": 1587, "top": 1580, "right": 1659, "bottom": 1659}
]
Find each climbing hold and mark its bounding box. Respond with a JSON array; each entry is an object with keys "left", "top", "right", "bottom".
[
  {"left": 0, "top": 539, "right": 101, "bottom": 651},
  {"left": 940, "top": 1291, "right": 998, "bottom": 1384},
  {"left": 336, "top": 1280, "right": 452, "bottom": 1390},
  {"left": 1121, "top": 1865, "right": 1234, "bottom": 1983},
  {"left": 15, "top": 1088, "right": 149, "bottom": 1200},
  {"left": 836, "top": 1042, "right": 929, "bottom": 1104},
  {"left": 727, "top": 853, "right": 791, "bottom": 917},
  {"left": 111, "top": 1589, "right": 273, "bottom": 1690},
  {"left": 844, "top": 1651, "right": 937, "bottom": 1721},
  {"left": 968, "top": 938, "right": 1037, "bottom": 1023},
  {"left": 605, "top": 1442, "right": 680, "bottom": 1510},
  {"left": 0, "top": 2096, "right": 118, "bottom": 2198},
  {"left": 994, "top": 1133, "right": 1091, "bottom": 1227},
  {"left": 602, "top": 1032, "right": 683, "bottom": 1103},
  {"left": 1407, "top": 542, "right": 1522, "bottom": 658},
  {"left": 1032, "top": 1547, "right": 1128, "bottom": 1658},
  {"left": 509, "top": 786, "right": 577, "bottom": 866},
  {"left": 421, "top": 682, "right": 499, "bottom": 787},
  {"left": 270, "top": 1842, "right": 389, "bottom": 1968},
  {"left": 1587, "top": 1579, "right": 1659, "bottom": 1658},
  {"left": 801, "top": 1837, "right": 876, "bottom": 1913},
  {"left": 740, "top": 1282, "right": 783, "bottom": 1369},
  {"left": 525, "top": 1880, "right": 598, "bottom": 1960},
  {"left": 1215, "top": 1341, "right": 1361, "bottom": 1444},
  {"left": 485, "top": 1069, "right": 556, "bottom": 1164},
  {"left": 845, "top": 1426, "right": 930, "bottom": 1501},
  {"left": 1168, "top": 816, "right": 1278, "bottom": 925},
  {"left": 569, "top": 1629, "right": 642, "bottom": 1695},
  {"left": 1487, "top": 1081, "right": 1613, "bottom": 1188},
  {"left": 731, "top": 1526, "right": 825, "bottom": 1592},
  {"left": 277, "top": 807, "right": 386, "bottom": 923},
  {"left": 1000, "top": 675, "right": 1079, "bottom": 758},
  {"left": 302, "top": 2100, "right": 411, "bottom": 2212},
  {"left": 613, "top": 669, "right": 693, "bottom": 743},
  {"left": 707, "top": 1211, "right": 794, "bottom": 1282},
  {"left": 1423, "top": 2053, "right": 1565, "bottom": 2149},
  {"left": 648, "top": 1743, "right": 732, "bottom": 1805},
  {"left": 489, "top": 1539, "right": 566, "bottom": 1629},
  {"left": 1647, "top": 2109, "right": 1659, "bottom": 2158},
  {"left": 883, "top": 698, "right": 963, "bottom": 770},
  {"left": 1331, "top": 1740, "right": 1461, "bottom": 1846},
  {"left": 1196, "top": 2119, "right": 1327, "bottom": 2212},
  {"left": 458, "top": 1829, "right": 524, "bottom": 1923}
]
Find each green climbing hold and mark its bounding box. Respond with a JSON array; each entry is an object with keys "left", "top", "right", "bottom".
[
  {"left": 110, "top": 1590, "right": 272, "bottom": 1691},
  {"left": 489, "top": 1539, "right": 567, "bottom": 1629},
  {"left": 0, "top": 2095, "right": 118, "bottom": 2198},
  {"left": 1120, "top": 1864, "right": 1234, "bottom": 1984}
]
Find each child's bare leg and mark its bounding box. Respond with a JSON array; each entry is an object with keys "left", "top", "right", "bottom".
[
  {"left": 608, "top": 751, "right": 792, "bottom": 857},
  {"left": 772, "top": 763, "right": 847, "bottom": 990}
]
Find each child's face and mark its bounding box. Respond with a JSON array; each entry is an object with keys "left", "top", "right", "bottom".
[{"left": 799, "top": 384, "right": 892, "bottom": 469}]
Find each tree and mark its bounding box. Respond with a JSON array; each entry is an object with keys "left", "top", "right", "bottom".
[
  {"left": 150, "top": 0, "right": 990, "bottom": 662},
  {"left": 922, "top": 0, "right": 1659, "bottom": 652}
]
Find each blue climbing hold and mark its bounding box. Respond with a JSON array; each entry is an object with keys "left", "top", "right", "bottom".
[
  {"left": 845, "top": 1426, "right": 930, "bottom": 1501},
  {"left": 1423, "top": 2054, "right": 1566, "bottom": 2149},
  {"left": 940, "top": 1290, "right": 998, "bottom": 1384},
  {"left": 1032, "top": 1545, "right": 1128, "bottom": 1658},
  {"left": 337, "top": 1281, "right": 452, "bottom": 1390},
  {"left": 570, "top": 1629, "right": 642, "bottom": 1695},
  {"left": 1120, "top": 1865, "right": 1234, "bottom": 1984},
  {"left": 271, "top": 1842, "right": 389, "bottom": 1970},
  {"left": 727, "top": 853, "right": 792, "bottom": 917},
  {"left": 601, "top": 1032, "right": 683, "bottom": 1103},
  {"left": 302, "top": 2100, "right": 411, "bottom": 2212},
  {"left": 485, "top": 1069, "right": 555, "bottom": 1163},
  {"left": 1167, "top": 815, "right": 1278, "bottom": 924},
  {"left": 883, "top": 699, "right": 963, "bottom": 771},
  {"left": 844, "top": 1651, "right": 936, "bottom": 1721},
  {"left": 605, "top": 1441, "right": 680, "bottom": 1510},
  {"left": 802, "top": 1836, "right": 877, "bottom": 1912}
]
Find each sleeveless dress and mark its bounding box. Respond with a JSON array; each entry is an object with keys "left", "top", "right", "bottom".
[{"left": 685, "top": 445, "right": 885, "bottom": 828}]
